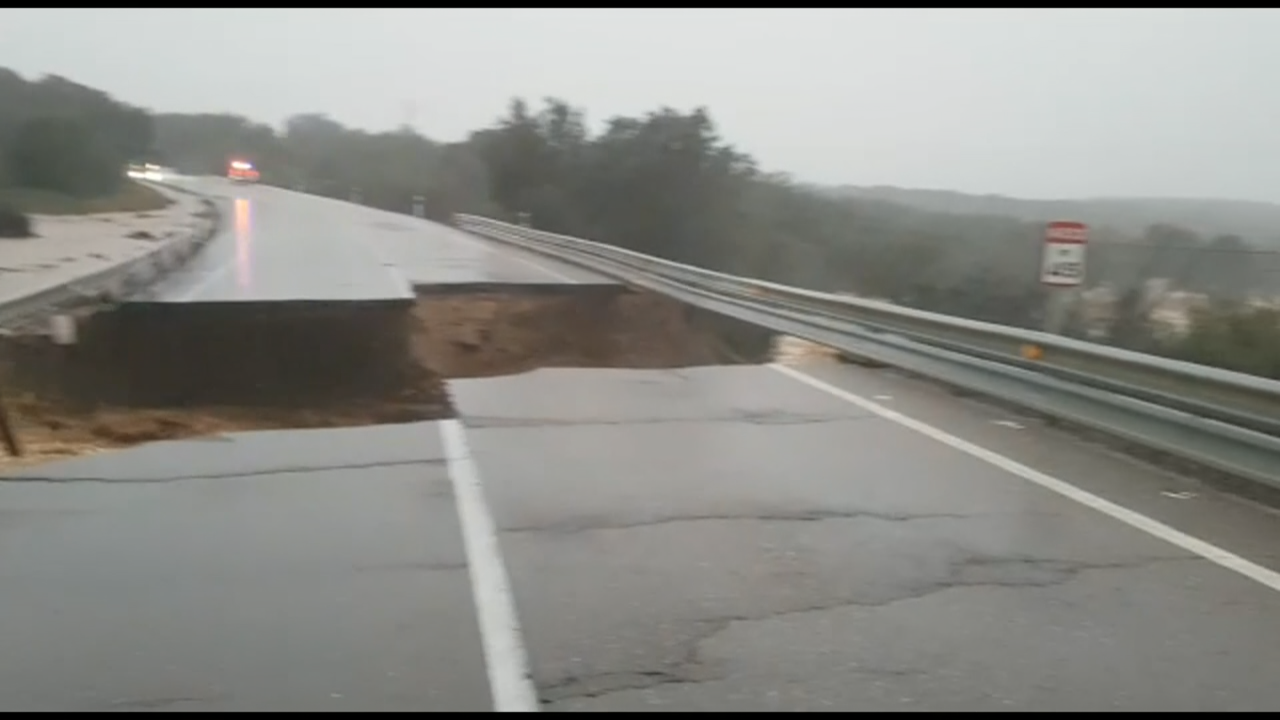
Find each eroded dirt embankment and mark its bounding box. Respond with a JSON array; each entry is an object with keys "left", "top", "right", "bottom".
[
  {"left": 408, "top": 289, "right": 746, "bottom": 378},
  {"left": 0, "top": 286, "right": 776, "bottom": 468}
]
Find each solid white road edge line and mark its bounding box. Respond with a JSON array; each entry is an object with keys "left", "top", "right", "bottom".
[
  {"left": 506, "top": 249, "right": 580, "bottom": 284},
  {"left": 463, "top": 229, "right": 580, "bottom": 283},
  {"left": 770, "top": 363, "right": 1280, "bottom": 595},
  {"left": 439, "top": 419, "right": 541, "bottom": 712},
  {"left": 174, "top": 261, "right": 232, "bottom": 302}
]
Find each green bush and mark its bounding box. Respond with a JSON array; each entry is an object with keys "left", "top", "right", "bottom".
[
  {"left": 0, "top": 203, "right": 32, "bottom": 238},
  {"left": 1169, "top": 303, "right": 1280, "bottom": 379},
  {"left": 5, "top": 116, "right": 122, "bottom": 198}
]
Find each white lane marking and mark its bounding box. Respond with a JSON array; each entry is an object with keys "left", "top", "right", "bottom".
[
  {"left": 770, "top": 363, "right": 1280, "bottom": 594},
  {"left": 439, "top": 419, "right": 540, "bottom": 713},
  {"left": 503, "top": 248, "right": 580, "bottom": 284},
  {"left": 345, "top": 212, "right": 415, "bottom": 295},
  {"left": 463, "top": 229, "right": 579, "bottom": 283},
  {"left": 174, "top": 197, "right": 237, "bottom": 301},
  {"left": 175, "top": 261, "right": 233, "bottom": 302},
  {"left": 382, "top": 261, "right": 414, "bottom": 296}
]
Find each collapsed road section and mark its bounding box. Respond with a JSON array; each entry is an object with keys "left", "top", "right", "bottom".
[
  {"left": 0, "top": 180, "right": 781, "bottom": 467},
  {"left": 0, "top": 284, "right": 775, "bottom": 467}
]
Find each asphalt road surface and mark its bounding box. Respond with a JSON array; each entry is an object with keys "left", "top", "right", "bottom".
[
  {"left": 5, "top": 361, "right": 1280, "bottom": 711},
  {"left": 139, "top": 179, "right": 609, "bottom": 303},
  {"left": 357, "top": 209, "right": 612, "bottom": 288}
]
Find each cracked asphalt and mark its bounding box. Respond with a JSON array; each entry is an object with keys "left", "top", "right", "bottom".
[
  {"left": 5, "top": 363, "right": 1280, "bottom": 711},
  {"left": 0, "top": 423, "right": 489, "bottom": 712},
  {"left": 453, "top": 365, "right": 1280, "bottom": 712}
]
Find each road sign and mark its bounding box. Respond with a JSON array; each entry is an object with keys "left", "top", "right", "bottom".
[{"left": 1040, "top": 221, "right": 1088, "bottom": 287}]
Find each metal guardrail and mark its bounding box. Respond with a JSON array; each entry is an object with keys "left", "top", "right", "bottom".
[
  {"left": 455, "top": 213, "right": 1280, "bottom": 489},
  {"left": 0, "top": 182, "right": 221, "bottom": 331}
]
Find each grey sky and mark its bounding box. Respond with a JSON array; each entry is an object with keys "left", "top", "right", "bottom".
[{"left": 3, "top": 9, "right": 1278, "bottom": 202}]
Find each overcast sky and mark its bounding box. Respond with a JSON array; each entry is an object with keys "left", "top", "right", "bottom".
[{"left": 2, "top": 9, "right": 1277, "bottom": 202}]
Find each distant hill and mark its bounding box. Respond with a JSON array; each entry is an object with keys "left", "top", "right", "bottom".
[{"left": 819, "top": 185, "right": 1280, "bottom": 247}]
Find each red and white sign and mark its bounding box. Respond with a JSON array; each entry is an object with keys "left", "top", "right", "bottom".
[{"left": 1040, "top": 221, "right": 1088, "bottom": 287}]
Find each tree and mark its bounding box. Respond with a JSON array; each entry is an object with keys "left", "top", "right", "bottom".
[
  {"left": 1171, "top": 303, "right": 1280, "bottom": 378},
  {"left": 6, "top": 116, "right": 121, "bottom": 197}
]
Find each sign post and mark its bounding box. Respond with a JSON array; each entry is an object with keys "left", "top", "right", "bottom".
[
  {"left": 1040, "top": 221, "right": 1089, "bottom": 334},
  {"left": 50, "top": 313, "right": 78, "bottom": 347},
  {"left": 0, "top": 388, "right": 21, "bottom": 458}
]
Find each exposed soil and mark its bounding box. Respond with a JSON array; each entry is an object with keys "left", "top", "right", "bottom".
[
  {"left": 408, "top": 290, "right": 732, "bottom": 378},
  {"left": 771, "top": 334, "right": 843, "bottom": 365},
  {"left": 0, "top": 287, "right": 769, "bottom": 469},
  {"left": 0, "top": 395, "right": 441, "bottom": 470}
]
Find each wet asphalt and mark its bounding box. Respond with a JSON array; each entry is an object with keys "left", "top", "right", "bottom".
[
  {"left": 9, "top": 177, "right": 1280, "bottom": 711},
  {"left": 140, "top": 179, "right": 609, "bottom": 303},
  {"left": 5, "top": 363, "right": 1280, "bottom": 711}
]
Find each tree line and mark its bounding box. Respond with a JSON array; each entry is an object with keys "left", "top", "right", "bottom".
[
  {"left": 1, "top": 67, "right": 1276, "bottom": 378},
  {"left": 0, "top": 68, "right": 153, "bottom": 199}
]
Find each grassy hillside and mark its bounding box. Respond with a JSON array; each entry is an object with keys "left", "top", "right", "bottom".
[{"left": 823, "top": 185, "right": 1280, "bottom": 247}]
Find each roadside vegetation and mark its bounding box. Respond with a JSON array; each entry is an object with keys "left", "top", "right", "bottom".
[
  {"left": 0, "top": 69, "right": 170, "bottom": 230},
  {"left": 0, "top": 180, "right": 170, "bottom": 217},
  {"left": 3, "top": 66, "right": 1276, "bottom": 378},
  {"left": 0, "top": 204, "right": 30, "bottom": 238}
]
